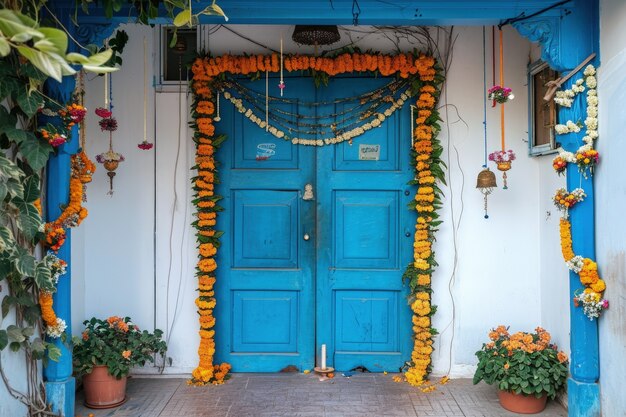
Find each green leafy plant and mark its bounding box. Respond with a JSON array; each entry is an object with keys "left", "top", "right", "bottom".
[
  {"left": 0, "top": 9, "right": 117, "bottom": 82},
  {"left": 473, "top": 325, "right": 569, "bottom": 399},
  {"left": 73, "top": 316, "right": 167, "bottom": 379},
  {"left": 0, "top": 5, "right": 119, "bottom": 415}
]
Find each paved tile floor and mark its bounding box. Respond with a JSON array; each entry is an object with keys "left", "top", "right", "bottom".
[{"left": 75, "top": 374, "right": 567, "bottom": 417}]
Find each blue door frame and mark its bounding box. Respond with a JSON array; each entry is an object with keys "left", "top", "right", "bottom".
[
  {"left": 215, "top": 76, "right": 414, "bottom": 372},
  {"left": 47, "top": 2, "right": 600, "bottom": 416}
]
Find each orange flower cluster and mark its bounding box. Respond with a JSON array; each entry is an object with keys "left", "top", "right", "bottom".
[
  {"left": 44, "top": 151, "right": 95, "bottom": 251},
  {"left": 39, "top": 291, "right": 57, "bottom": 327},
  {"left": 501, "top": 328, "right": 552, "bottom": 354},
  {"left": 107, "top": 316, "right": 130, "bottom": 333},
  {"left": 189, "top": 64, "right": 230, "bottom": 386},
  {"left": 552, "top": 156, "right": 567, "bottom": 174},
  {"left": 44, "top": 225, "right": 66, "bottom": 252},
  {"left": 559, "top": 219, "right": 606, "bottom": 307},
  {"left": 191, "top": 53, "right": 436, "bottom": 80},
  {"left": 404, "top": 71, "right": 441, "bottom": 389}
]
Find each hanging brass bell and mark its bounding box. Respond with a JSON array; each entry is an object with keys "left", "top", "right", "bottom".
[{"left": 476, "top": 167, "right": 497, "bottom": 190}]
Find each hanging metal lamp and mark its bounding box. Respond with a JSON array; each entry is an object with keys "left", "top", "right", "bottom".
[
  {"left": 476, "top": 168, "right": 497, "bottom": 218},
  {"left": 292, "top": 25, "right": 341, "bottom": 46}
]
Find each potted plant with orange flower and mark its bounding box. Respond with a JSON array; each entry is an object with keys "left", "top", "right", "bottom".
[
  {"left": 473, "top": 325, "right": 569, "bottom": 414},
  {"left": 73, "top": 316, "right": 167, "bottom": 409}
]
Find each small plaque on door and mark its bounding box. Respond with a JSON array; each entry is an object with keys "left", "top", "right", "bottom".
[
  {"left": 359, "top": 144, "right": 380, "bottom": 161},
  {"left": 256, "top": 143, "right": 276, "bottom": 161}
]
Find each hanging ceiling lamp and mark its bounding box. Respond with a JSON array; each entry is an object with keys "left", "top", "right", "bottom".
[{"left": 292, "top": 25, "right": 341, "bottom": 46}]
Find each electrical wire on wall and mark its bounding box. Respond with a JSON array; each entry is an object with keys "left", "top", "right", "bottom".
[
  {"left": 161, "top": 52, "right": 192, "bottom": 371},
  {"left": 430, "top": 28, "right": 467, "bottom": 377}
]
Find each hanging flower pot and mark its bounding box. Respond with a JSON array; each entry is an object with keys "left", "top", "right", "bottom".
[
  {"left": 96, "top": 150, "right": 125, "bottom": 195},
  {"left": 488, "top": 150, "right": 516, "bottom": 189},
  {"left": 497, "top": 390, "right": 548, "bottom": 414},
  {"left": 496, "top": 161, "right": 512, "bottom": 171},
  {"left": 82, "top": 365, "right": 127, "bottom": 409},
  {"left": 103, "top": 160, "right": 119, "bottom": 172}
]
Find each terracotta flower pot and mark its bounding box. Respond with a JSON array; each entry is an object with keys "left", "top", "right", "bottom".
[
  {"left": 496, "top": 161, "right": 512, "bottom": 172},
  {"left": 498, "top": 390, "right": 548, "bottom": 414},
  {"left": 82, "top": 365, "right": 127, "bottom": 409}
]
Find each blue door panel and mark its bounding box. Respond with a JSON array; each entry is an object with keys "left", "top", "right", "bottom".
[
  {"left": 334, "top": 190, "right": 399, "bottom": 269},
  {"left": 217, "top": 76, "right": 413, "bottom": 372},
  {"left": 333, "top": 106, "right": 400, "bottom": 171},
  {"left": 317, "top": 77, "right": 414, "bottom": 373},
  {"left": 232, "top": 290, "right": 299, "bottom": 352},
  {"left": 334, "top": 290, "right": 399, "bottom": 351},
  {"left": 233, "top": 80, "right": 302, "bottom": 169},
  {"left": 233, "top": 190, "right": 298, "bottom": 268},
  {"left": 215, "top": 77, "right": 315, "bottom": 372}
]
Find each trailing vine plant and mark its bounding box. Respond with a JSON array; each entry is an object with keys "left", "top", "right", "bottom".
[{"left": 0, "top": 6, "right": 115, "bottom": 416}]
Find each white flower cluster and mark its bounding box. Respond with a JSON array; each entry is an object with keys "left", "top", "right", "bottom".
[
  {"left": 554, "top": 78, "right": 585, "bottom": 108},
  {"left": 45, "top": 318, "right": 67, "bottom": 338},
  {"left": 553, "top": 65, "right": 599, "bottom": 170},
  {"left": 223, "top": 89, "right": 412, "bottom": 146},
  {"left": 566, "top": 255, "right": 584, "bottom": 273},
  {"left": 554, "top": 120, "right": 582, "bottom": 135},
  {"left": 576, "top": 291, "right": 607, "bottom": 320},
  {"left": 582, "top": 70, "right": 599, "bottom": 147}
]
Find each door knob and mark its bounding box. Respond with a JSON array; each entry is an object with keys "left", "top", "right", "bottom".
[{"left": 303, "top": 233, "right": 310, "bottom": 241}]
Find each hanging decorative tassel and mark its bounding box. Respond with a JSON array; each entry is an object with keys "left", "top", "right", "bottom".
[
  {"left": 488, "top": 28, "right": 516, "bottom": 189},
  {"left": 214, "top": 92, "right": 221, "bottom": 122},
  {"left": 476, "top": 27, "right": 497, "bottom": 218},
  {"left": 138, "top": 36, "right": 154, "bottom": 150},
  {"left": 278, "top": 36, "right": 285, "bottom": 96},
  {"left": 265, "top": 70, "right": 269, "bottom": 131}
]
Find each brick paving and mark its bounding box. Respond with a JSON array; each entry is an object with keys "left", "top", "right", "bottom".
[{"left": 74, "top": 374, "right": 567, "bottom": 417}]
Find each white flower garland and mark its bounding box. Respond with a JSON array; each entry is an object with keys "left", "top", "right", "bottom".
[
  {"left": 222, "top": 88, "right": 413, "bottom": 146},
  {"left": 553, "top": 65, "right": 599, "bottom": 168},
  {"left": 554, "top": 78, "right": 585, "bottom": 107}
]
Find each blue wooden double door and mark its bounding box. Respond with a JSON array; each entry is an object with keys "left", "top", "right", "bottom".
[{"left": 215, "top": 77, "right": 415, "bottom": 372}]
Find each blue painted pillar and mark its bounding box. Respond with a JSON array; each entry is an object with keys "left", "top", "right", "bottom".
[
  {"left": 514, "top": 1, "right": 600, "bottom": 415},
  {"left": 42, "top": 7, "right": 79, "bottom": 417}
]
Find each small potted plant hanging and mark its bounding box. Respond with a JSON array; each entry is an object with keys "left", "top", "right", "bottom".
[
  {"left": 487, "top": 85, "right": 514, "bottom": 105},
  {"left": 473, "top": 325, "right": 569, "bottom": 414},
  {"left": 488, "top": 149, "right": 516, "bottom": 189},
  {"left": 73, "top": 316, "right": 167, "bottom": 409}
]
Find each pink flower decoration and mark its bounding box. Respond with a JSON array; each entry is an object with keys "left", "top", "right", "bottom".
[
  {"left": 138, "top": 141, "right": 154, "bottom": 150},
  {"left": 95, "top": 107, "right": 112, "bottom": 118}
]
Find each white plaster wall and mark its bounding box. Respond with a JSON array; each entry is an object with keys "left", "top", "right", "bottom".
[
  {"left": 0, "top": 288, "right": 28, "bottom": 417},
  {"left": 597, "top": 1, "right": 626, "bottom": 416},
  {"left": 528, "top": 43, "right": 570, "bottom": 378},
  {"left": 72, "top": 25, "right": 156, "bottom": 333},
  {"left": 72, "top": 24, "right": 557, "bottom": 377}
]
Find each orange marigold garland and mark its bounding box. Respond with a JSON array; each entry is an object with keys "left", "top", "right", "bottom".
[
  {"left": 189, "top": 65, "right": 231, "bottom": 386},
  {"left": 401, "top": 68, "right": 446, "bottom": 390},
  {"left": 559, "top": 218, "right": 608, "bottom": 319},
  {"left": 43, "top": 150, "right": 95, "bottom": 252},
  {"left": 190, "top": 52, "right": 443, "bottom": 386}
]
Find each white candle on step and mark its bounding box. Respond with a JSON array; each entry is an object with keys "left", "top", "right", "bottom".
[{"left": 321, "top": 344, "right": 326, "bottom": 370}]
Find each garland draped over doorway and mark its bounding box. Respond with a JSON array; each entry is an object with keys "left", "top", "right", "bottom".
[{"left": 189, "top": 52, "right": 444, "bottom": 386}]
